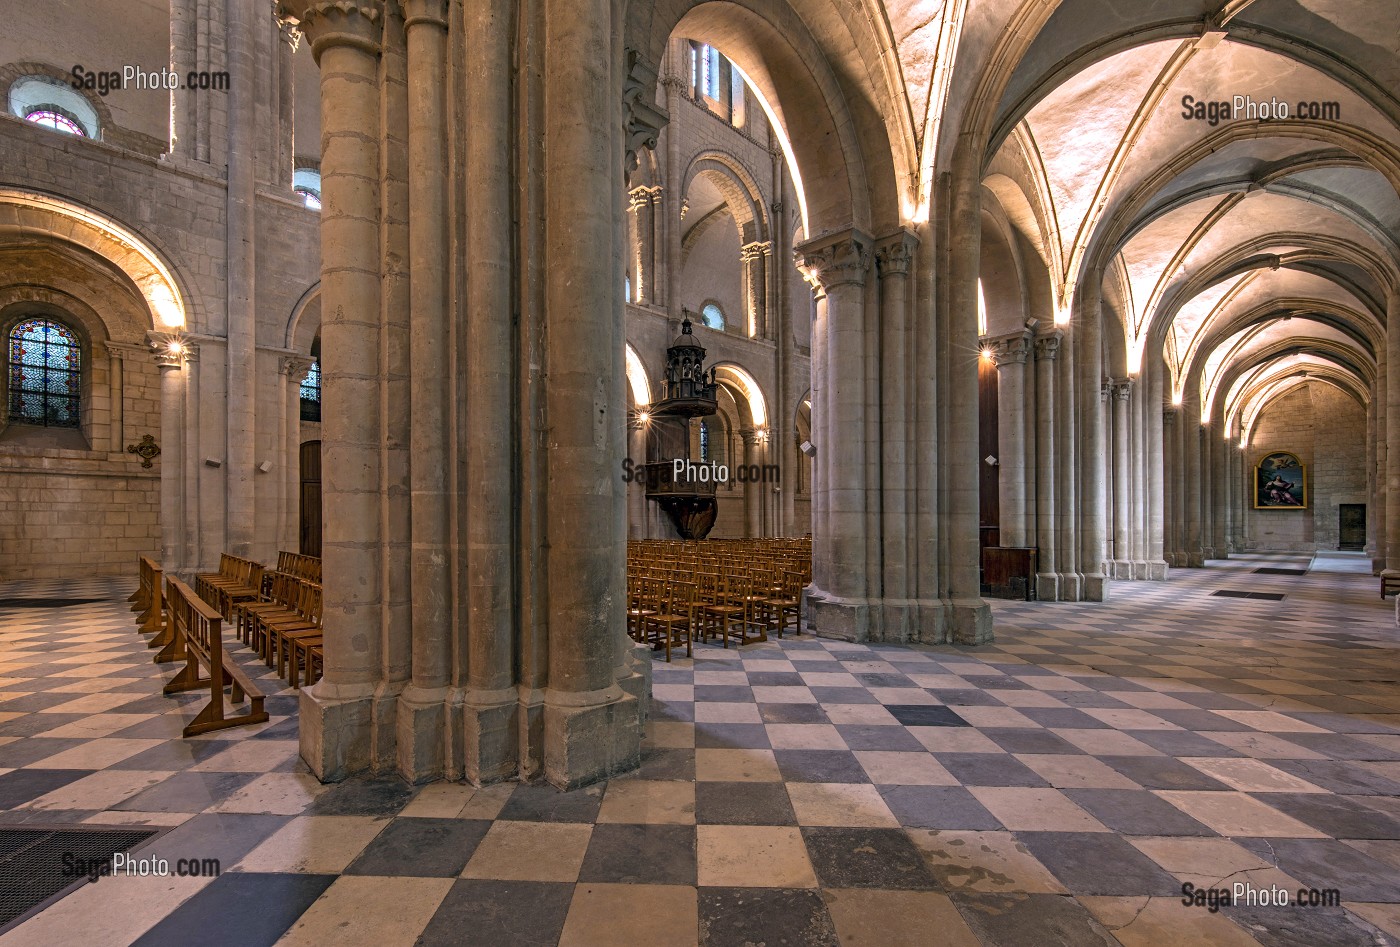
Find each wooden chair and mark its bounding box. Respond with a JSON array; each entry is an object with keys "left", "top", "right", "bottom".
[{"left": 640, "top": 579, "right": 694, "bottom": 662}]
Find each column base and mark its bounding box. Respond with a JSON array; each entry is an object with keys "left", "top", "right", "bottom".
[
  {"left": 1082, "top": 573, "right": 1110, "bottom": 602},
  {"left": 949, "top": 597, "right": 992, "bottom": 645},
  {"left": 1146, "top": 560, "right": 1169, "bottom": 580},
  {"left": 1187, "top": 552, "right": 1205, "bottom": 568},
  {"left": 462, "top": 687, "right": 519, "bottom": 785},
  {"left": 1112, "top": 560, "right": 1134, "bottom": 580},
  {"left": 542, "top": 686, "right": 642, "bottom": 790},
  {"left": 396, "top": 685, "right": 450, "bottom": 784},
  {"left": 1035, "top": 573, "right": 1060, "bottom": 602},
  {"left": 805, "top": 589, "right": 873, "bottom": 642},
  {"left": 1058, "top": 573, "right": 1083, "bottom": 601},
  {"left": 299, "top": 682, "right": 377, "bottom": 782}
]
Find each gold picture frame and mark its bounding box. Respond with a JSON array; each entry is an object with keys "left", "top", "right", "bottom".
[{"left": 1254, "top": 451, "right": 1307, "bottom": 509}]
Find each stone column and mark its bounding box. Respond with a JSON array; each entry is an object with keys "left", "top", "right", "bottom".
[
  {"left": 662, "top": 73, "right": 685, "bottom": 320},
  {"left": 154, "top": 342, "right": 185, "bottom": 573},
  {"left": 540, "top": 0, "right": 641, "bottom": 788},
  {"left": 876, "top": 232, "right": 916, "bottom": 634},
  {"left": 741, "top": 429, "right": 761, "bottom": 536},
  {"left": 798, "top": 232, "right": 873, "bottom": 641},
  {"left": 1078, "top": 278, "right": 1108, "bottom": 600},
  {"left": 396, "top": 0, "right": 451, "bottom": 783},
  {"left": 1056, "top": 325, "right": 1079, "bottom": 598},
  {"left": 650, "top": 188, "right": 666, "bottom": 308},
  {"left": 225, "top": 0, "right": 257, "bottom": 561},
  {"left": 284, "top": 0, "right": 385, "bottom": 781},
  {"left": 1034, "top": 332, "right": 1060, "bottom": 599},
  {"left": 992, "top": 332, "right": 1031, "bottom": 548},
  {"left": 741, "top": 241, "right": 770, "bottom": 339},
  {"left": 947, "top": 151, "right": 992, "bottom": 640},
  {"left": 280, "top": 356, "right": 313, "bottom": 555},
  {"left": 1184, "top": 394, "right": 1204, "bottom": 568},
  {"left": 1112, "top": 379, "right": 1132, "bottom": 576},
  {"left": 276, "top": 19, "right": 297, "bottom": 184},
  {"left": 1130, "top": 376, "right": 1147, "bottom": 575},
  {"left": 628, "top": 186, "right": 656, "bottom": 305},
  {"left": 1147, "top": 366, "right": 1167, "bottom": 577},
  {"left": 1374, "top": 350, "right": 1386, "bottom": 572},
  {"left": 1211, "top": 425, "right": 1229, "bottom": 559}
]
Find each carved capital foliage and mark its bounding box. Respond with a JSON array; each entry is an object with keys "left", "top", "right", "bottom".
[
  {"left": 104, "top": 340, "right": 150, "bottom": 363},
  {"left": 1113, "top": 379, "right": 1134, "bottom": 400},
  {"left": 740, "top": 241, "right": 771, "bottom": 264},
  {"left": 796, "top": 231, "right": 872, "bottom": 291},
  {"left": 989, "top": 332, "right": 1031, "bottom": 367},
  {"left": 277, "top": 0, "right": 383, "bottom": 61},
  {"left": 623, "top": 48, "right": 669, "bottom": 174},
  {"left": 629, "top": 185, "right": 662, "bottom": 210},
  {"left": 1032, "top": 332, "right": 1061, "bottom": 362},
  {"left": 873, "top": 230, "right": 918, "bottom": 278},
  {"left": 280, "top": 354, "right": 316, "bottom": 384}
]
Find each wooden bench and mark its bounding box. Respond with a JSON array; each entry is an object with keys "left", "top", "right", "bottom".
[
  {"left": 161, "top": 577, "right": 269, "bottom": 737},
  {"left": 133, "top": 556, "right": 166, "bottom": 637},
  {"left": 196, "top": 555, "right": 265, "bottom": 621}
]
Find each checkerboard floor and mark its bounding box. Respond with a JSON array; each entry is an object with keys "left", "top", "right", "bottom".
[{"left": 1, "top": 555, "right": 1398, "bottom": 946}]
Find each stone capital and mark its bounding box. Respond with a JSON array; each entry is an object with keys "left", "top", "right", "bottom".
[
  {"left": 401, "top": 0, "right": 448, "bottom": 30},
  {"left": 1032, "top": 331, "right": 1062, "bottom": 362},
  {"left": 988, "top": 331, "right": 1031, "bottom": 367},
  {"left": 796, "top": 230, "right": 873, "bottom": 292},
  {"left": 146, "top": 331, "right": 193, "bottom": 368},
  {"left": 104, "top": 340, "right": 151, "bottom": 363},
  {"left": 740, "top": 241, "right": 771, "bottom": 264},
  {"left": 1112, "top": 379, "right": 1134, "bottom": 400},
  {"left": 277, "top": 1, "right": 383, "bottom": 61},
  {"left": 280, "top": 354, "right": 316, "bottom": 384},
  {"left": 873, "top": 230, "right": 919, "bottom": 278}
]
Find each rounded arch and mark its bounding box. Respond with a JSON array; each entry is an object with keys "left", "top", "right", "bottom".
[
  {"left": 710, "top": 361, "right": 768, "bottom": 428},
  {"left": 624, "top": 342, "right": 652, "bottom": 407},
  {"left": 682, "top": 151, "right": 770, "bottom": 245},
  {"left": 285, "top": 281, "right": 322, "bottom": 352},
  {"left": 0, "top": 188, "right": 190, "bottom": 329}
]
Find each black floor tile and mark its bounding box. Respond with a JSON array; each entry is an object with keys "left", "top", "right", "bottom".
[
  {"left": 694, "top": 781, "right": 797, "bottom": 826},
  {"left": 634, "top": 748, "right": 696, "bottom": 781},
  {"left": 112, "top": 772, "right": 261, "bottom": 814},
  {"left": 1253, "top": 793, "right": 1400, "bottom": 840},
  {"left": 497, "top": 783, "right": 603, "bottom": 823},
  {"left": 693, "top": 723, "right": 771, "bottom": 750},
  {"left": 801, "top": 827, "right": 939, "bottom": 890},
  {"left": 833, "top": 725, "right": 925, "bottom": 752},
  {"left": 417, "top": 880, "right": 574, "bottom": 947},
  {"left": 757, "top": 703, "right": 830, "bottom": 725},
  {"left": 306, "top": 777, "right": 419, "bottom": 817},
  {"left": 878, "top": 786, "right": 1003, "bottom": 830},
  {"left": 698, "top": 887, "right": 837, "bottom": 946},
  {"left": 131, "top": 872, "right": 334, "bottom": 947},
  {"left": 950, "top": 892, "right": 1120, "bottom": 946},
  {"left": 1097, "top": 755, "right": 1232, "bottom": 791},
  {"left": 980, "top": 728, "right": 1083, "bottom": 755},
  {"left": 1064, "top": 788, "right": 1215, "bottom": 835},
  {"left": 1015, "top": 831, "right": 1183, "bottom": 896},
  {"left": 344, "top": 817, "right": 491, "bottom": 877},
  {"left": 1235, "top": 837, "right": 1400, "bottom": 904},
  {"left": 1269, "top": 759, "right": 1400, "bottom": 796},
  {"left": 578, "top": 823, "right": 696, "bottom": 885},
  {"left": 0, "top": 769, "right": 93, "bottom": 809},
  {"left": 773, "top": 750, "right": 869, "bottom": 784},
  {"left": 934, "top": 754, "right": 1050, "bottom": 788},
  {"left": 885, "top": 705, "right": 969, "bottom": 727}
]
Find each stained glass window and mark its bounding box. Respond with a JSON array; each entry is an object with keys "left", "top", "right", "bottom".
[
  {"left": 8, "top": 318, "right": 82, "bottom": 427},
  {"left": 699, "top": 420, "right": 709, "bottom": 462},
  {"left": 300, "top": 360, "right": 321, "bottom": 422},
  {"left": 701, "top": 303, "right": 725, "bottom": 330},
  {"left": 24, "top": 109, "right": 86, "bottom": 137}
]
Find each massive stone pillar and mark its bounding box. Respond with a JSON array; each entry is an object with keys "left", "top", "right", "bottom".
[
  {"left": 397, "top": 0, "right": 452, "bottom": 783},
  {"left": 992, "top": 332, "right": 1031, "bottom": 548},
  {"left": 662, "top": 71, "right": 685, "bottom": 320},
  {"left": 290, "top": 0, "right": 387, "bottom": 781},
  {"left": 1034, "top": 332, "right": 1060, "bottom": 600},
  {"left": 1385, "top": 288, "right": 1400, "bottom": 575},
  {"left": 1374, "top": 349, "right": 1386, "bottom": 572},
  {"left": 225, "top": 0, "right": 257, "bottom": 561},
  {"left": 946, "top": 151, "right": 992, "bottom": 640},
  {"left": 1056, "top": 325, "right": 1080, "bottom": 598},
  {"left": 1111, "top": 380, "right": 1132, "bottom": 577},
  {"left": 1077, "top": 278, "right": 1108, "bottom": 600},
  {"left": 740, "top": 429, "right": 762, "bottom": 536},
  {"left": 798, "top": 231, "right": 873, "bottom": 640},
  {"left": 876, "top": 232, "right": 917, "bottom": 635},
  {"left": 539, "top": 0, "right": 642, "bottom": 787},
  {"left": 1210, "top": 425, "right": 1229, "bottom": 559}
]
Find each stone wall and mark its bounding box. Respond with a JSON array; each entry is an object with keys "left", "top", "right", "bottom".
[{"left": 1242, "top": 382, "right": 1367, "bottom": 552}]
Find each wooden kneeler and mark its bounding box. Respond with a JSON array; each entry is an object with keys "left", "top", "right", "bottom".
[{"left": 162, "top": 577, "right": 269, "bottom": 737}]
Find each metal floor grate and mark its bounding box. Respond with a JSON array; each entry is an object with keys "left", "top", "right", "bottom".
[
  {"left": 0, "top": 598, "right": 106, "bottom": 609},
  {"left": 0, "top": 826, "right": 159, "bottom": 932},
  {"left": 1211, "top": 590, "right": 1286, "bottom": 601},
  {"left": 1253, "top": 567, "right": 1308, "bottom": 576}
]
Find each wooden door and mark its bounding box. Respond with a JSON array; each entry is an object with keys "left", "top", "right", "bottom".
[
  {"left": 299, "top": 440, "right": 322, "bottom": 557},
  {"left": 1338, "top": 504, "right": 1365, "bottom": 550}
]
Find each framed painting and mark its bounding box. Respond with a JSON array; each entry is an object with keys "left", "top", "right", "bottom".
[{"left": 1254, "top": 451, "right": 1307, "bottom": 509}]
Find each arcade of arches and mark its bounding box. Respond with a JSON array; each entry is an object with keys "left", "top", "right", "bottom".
[{"left": 0, "top": 0, "right": 1398, "bottom": 943}]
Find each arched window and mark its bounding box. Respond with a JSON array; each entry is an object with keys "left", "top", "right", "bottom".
[
  {"left": 625, "top": 274, "right": 632, "bottom": 304},
  {"left": 8, "top": 318, "right": 82, "bottom": 428},
  {"left": 699, "top": 419, "right": 709, "bottom": 462},
  {"left": 300, "top": 360, "right": 321, "bottom": 422},
  {"left": 700, "top": 303, "right": 725, "bottom": 330},
  {"left": 293, "top": 168, "right": 322, "bottom": 210},
  {"left": 9, "top": 76, "right": 99, "bottom": 138}
]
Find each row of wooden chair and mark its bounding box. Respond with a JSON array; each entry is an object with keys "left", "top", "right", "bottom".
[{"left": 195, "top": 555, "right": 265, "bottom": 621}]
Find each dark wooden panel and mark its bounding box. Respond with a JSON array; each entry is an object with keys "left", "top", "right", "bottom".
[
  {"left": 299, "top": 440, "right": 322, "bottom": 558},
  {"left": 982, "top": 546, "right": 1037, "bottom": 601},
  {"left": 978, "top": 353, "right": 999, "bottom": 530}
]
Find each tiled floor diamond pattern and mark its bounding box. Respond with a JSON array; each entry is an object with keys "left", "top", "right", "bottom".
[{"left": 0, "top": 557, "right": 1397, "bottom": 946}]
